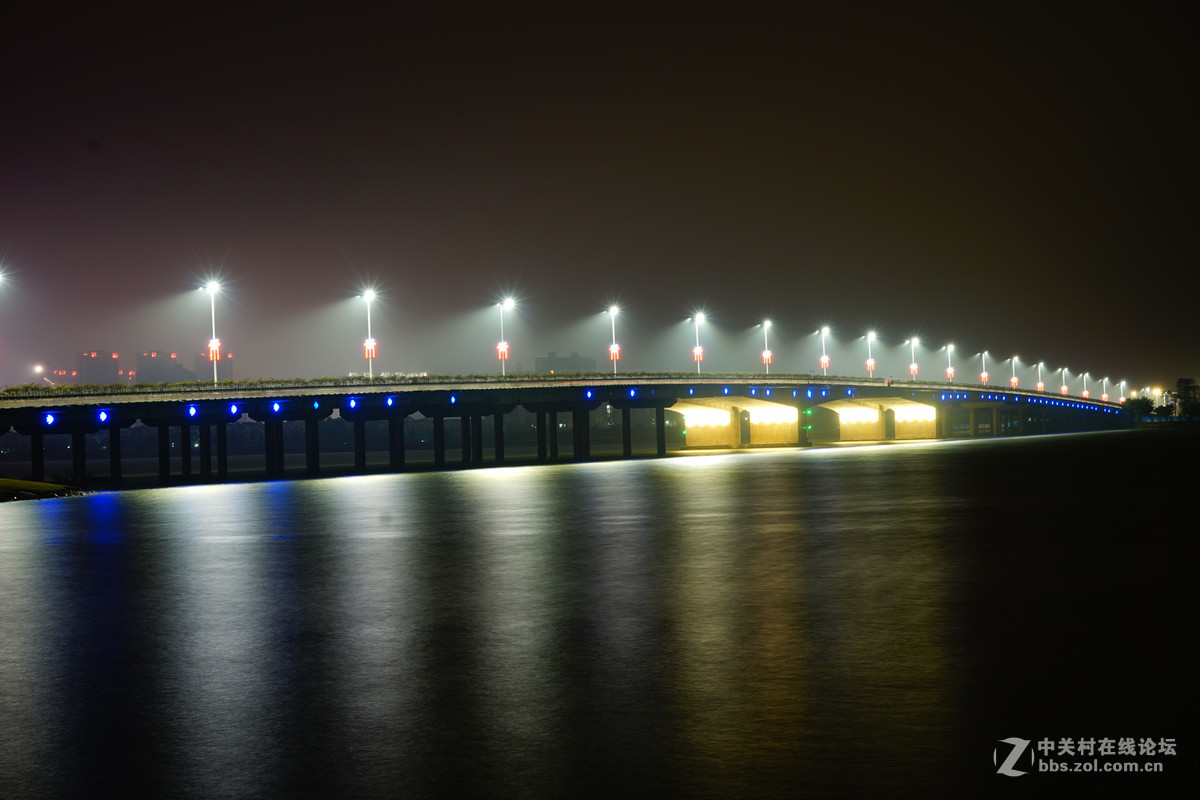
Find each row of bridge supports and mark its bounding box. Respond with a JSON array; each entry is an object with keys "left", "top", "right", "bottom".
[{"left": 16, "top": 403, "right": 673, "bottom": 488}]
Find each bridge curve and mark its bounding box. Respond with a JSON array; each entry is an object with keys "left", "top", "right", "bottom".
[{"left": 0, "top": 374, "right": 1129, "bottom": 487}]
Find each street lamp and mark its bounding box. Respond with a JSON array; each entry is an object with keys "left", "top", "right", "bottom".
[
  {"left": 362, "top": 289, "right": 377, "bottom": 379},
  {"left": 865, "top": 331, "right": 876, "bottom": 377},
  {"left": 761, "top": 320, "right": 773, "bottom": 374},
  {"left": 1119, "top": 380, "right": 1126, "bottom": 403},
  {"left": 1036, "top": 362, "right": 1045, "bottom": 393},
  {"left": 497, "top": 297, "right": 515, "bottom": 375},
  {"left": 1060, "top": 367, "right": 1069, "bottom": 395},
  {"left": 905, "top": 337, "right": 919, "bottom": 377},
  {"left": 818, "top": 326, "right": 830, "bottom": 375},
  {"left": 1081, "top": 372, "right": 1090, "bottom": 399},
  {"left": 691, "top": 312, "right": 705, "bottom": 373},
  {"left": 1009, "top": 356, "right": 1019, "bottom": 388},
  {"left": 979, "top": 351, "right": 989, "bottom": 384},
  {"left": 608, "top": 305, "right": 620, "bottom": 374},
  {"left": 1101, "top": 377, "right": 1110, "bottom": 402},
  {"left": 203, "top": 280, "right": 220, "bottom": 385},
  {"left": 945, "top": 344, "right": 955, "bottom": 380}
]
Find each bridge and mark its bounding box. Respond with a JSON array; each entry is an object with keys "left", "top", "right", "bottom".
[{"left": 0, "top": 374, "right": 1129, "bottom": 488}]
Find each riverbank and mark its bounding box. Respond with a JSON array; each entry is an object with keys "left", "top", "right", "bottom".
[{"left": 0, "top": 478, "right": 91, "bottom": 502}]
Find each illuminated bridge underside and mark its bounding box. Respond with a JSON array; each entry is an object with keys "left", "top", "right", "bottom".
[
  {"left": 821, "top": 397, "right": 937, "bottom": 441},
  {"left": 673, "top": 398, "right": 800, "bottom": 448}
]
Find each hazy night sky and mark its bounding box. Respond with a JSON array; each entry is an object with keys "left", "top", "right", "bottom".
[{"left": 2, "top": 4, "right": 1196, "bottom": 390}]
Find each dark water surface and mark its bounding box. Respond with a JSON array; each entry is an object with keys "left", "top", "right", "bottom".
[{"left": 1, "top": 430, "right": 1193, "bottom": 798}]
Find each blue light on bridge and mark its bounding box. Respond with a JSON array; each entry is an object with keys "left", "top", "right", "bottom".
[
  {"left": 688, "top": 388, "right": 694, "bottom": 395},
  {"left": 586, "top": 390, "right": 593, "bottom": 399},
  {"left": 313, "top": 400, "right": 320, "bottom": 410},
  {"left": 44, "top": 413, "right": 55, "bottom": 425},
  {"left": 386, "top": 397, "right": 394, "bottom": 407},
  {"left": 750, "top": 387, "right": 757, "bottom": 396},
  {"left": 349, "top": 398, "right": 357, "bottom": 409},
  {"left": 449, "top": 395, "right": 456, "bottom": 404},
  {"left": 229, "top": 404, "right": 239, "bottom": 415},
  {"left": 766, "top": 388, "right": 772, "bottom": 396},
  {"left": 188, "top": 405, "right": 197, "bottom": 417},
  {"left": 629, "top": 388, "right": 637, "bottom": 398},
  {"left": 273, "top": 402, "right": 281, "bottom": 413},
  {"left": 723, "top": 387, "right": 729, "bottom": 395},
  {"left": 98, "top": 411, "right": 108, "bottom": 422}
]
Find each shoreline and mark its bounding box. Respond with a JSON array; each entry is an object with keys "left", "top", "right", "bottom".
[{"left": 0, "top": 477, "right": 92, "bottom": 502}]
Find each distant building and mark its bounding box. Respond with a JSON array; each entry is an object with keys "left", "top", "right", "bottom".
[
  {"left": 194, "top": 348, "right": 234, "bottom": 381},
  {"left": 76, "top": 351, "right": 121, "bottom": 385},
  {"left": 535, "top": 351, "right": 596, "bottom": 374},
  {"left": 136, "top": 351, "right": 196, "bottom": 384}
]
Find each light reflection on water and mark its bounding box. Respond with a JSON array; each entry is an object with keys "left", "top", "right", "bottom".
[{"left": 0, "top": 432, "right": 1191, "bottom": 798}]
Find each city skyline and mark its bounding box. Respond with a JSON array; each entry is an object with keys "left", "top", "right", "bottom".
[{"left": 3, "top": 5, "right": 1196, "bottom": 389}]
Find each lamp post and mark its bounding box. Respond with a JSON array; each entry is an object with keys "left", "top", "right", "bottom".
[
  {"left": 761, "top": 320, "right": 772, "bottom": 374},
  {"left": 1081, "top": 372, "right": 1090, "bottom": 399},
  {"left": 1009, "top": 356, "right": 1019, "bottom": 388},
  {"left": 945, "top": 344, "right": 955, "bottom": 380},
  {"left": 691, "top": 313, "right": 705, "bottom": 373},
  {"left": 203, "top": 280, "right": 220, "bottom": 385},
  {"left": 979, "top": 351, "right": 989, "bottom": 384},
  {"left": 608, "top": 305, "right": 620, "bottom": 374},
  {"left": 497, "top": 298, "right": 515, "bottom": 375},
  {"left": 362, "top": 289, "right": 377, "bottom": 379},
  {"left": 818, "top": 326, "right": 830, "bottom": 375},
  {"left": 1101, "top": 377, "right": 1110, "bottom": 402},
  {"left": 865, "top": 331, "right": 876, "bottom": 377},
  {"left": 1060, "top": 367, "right": 1069, "bottom": 395},
  {"left": 1119, "top": 380, "right": 1126, "bottom": 403},
  {"left": 906, "top": 337, "right": 919, "bottom": 377},
  {"left": 1036, "top": 362, "right": 1045, "bottom": 393}
]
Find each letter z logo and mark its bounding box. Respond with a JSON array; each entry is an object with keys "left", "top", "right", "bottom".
[{"left": 994, "top": 737, "right": 1033, "bottom": 776}]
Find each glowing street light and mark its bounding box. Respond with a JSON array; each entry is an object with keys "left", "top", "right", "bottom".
[
  {"left": 1036, "top": 362, "right": 1045, "bottom": 393},
  {"left": 1060, "top": 367, "right": 1069, "bottom": 395},
  {"left": 979, "top": 351, "right": 989, "bottom": 384},
  {"left": 818, "top": 326, "right": 830, "bottom": 375},
  {"left": 202, "top": 280, "right": 221, "bottom": 385},
  {"left": 497, "top": 297, "right": 515, "bottom": 375},
  {"left": 691, "top": 312, "right": 705, "bottom": 373},
  {"left": 1101, "top": 377, "right": 1110, "bottom": 402},
  {"left": 905, "top": 337, "right": 919, "bottom": 377},
  {"left": 361, "top": 289, "right": 377, "bottom": 379},
  {"left": 944, "top": 344, "right": 955, "bottom": 380},
  {"left": 1119, "top": 380, "right": 1126, "bottom": 403},
  {"left": 608, "top": 305, "right": 620, "bottom": 374},
  {"left": 1009, "top": 356, "right": 1019, "bottom": 388},
  {"left": 865, "top": 331, "right": 876, "bottom": 377},
  {"left": 761, "top": 320, "right": 773, "bottom": 374}
]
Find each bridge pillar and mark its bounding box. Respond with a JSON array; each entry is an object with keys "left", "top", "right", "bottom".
[
  {"left": 536, "top": 410, "right": 547, "bottom": 462},
  {"left": 494, "top": 412, "right": 505, "bottom": 464},
  {"left": 180, "top": 423, "right": 192, "bottom": 480},
  {"left": 655, "top": 405, "right": 667, "bottom": 456},
  {"left": 305, "top": 417, "right": 320, "bottom": 476},
  {"left": 216, "top": 422, "right": 228, "bottom": 480},
  {"left": 157, "top": 424, "right": 170, "bottom": 482},
  {"left": 353, "top": 418, "right": 366, "bottom": 474},
  {"left": 621, "top": 406, "right": 632, "bottom": 458},
  {"left": 109, "top": 425, "right": 122, "bottom": 488},
  {"left": 572, "top": 408, "right": 590, "bottom": 461},
  {"left": 30, "top": 430, "right": 44, "bottom": 482},
  {"left": 388, "top": 416, "right": 405, "bottom": 471},
  {"left": 433, "top": 414, "right": 446, "bottom": 468},
  {"left": 199, "top": 423, "right": 212, "bottom": 480},
  {"left": 264, "top": 418, "right": 279, "bottom": 477},
  {"left": 461, "top": 416, "right": 473, "bottom": 465},
  {"left": 71, "top": 430, "right": 86, "bottom": 486},
  {"left": 549, "top": 411, "right": 559, "bottom": 460}
]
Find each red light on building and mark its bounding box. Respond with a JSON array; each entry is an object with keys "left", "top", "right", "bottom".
[
  {"left": 170, "top": 353, "right": 177, "bottom": 359},
  {"left": 112, "top": 353, "right": 118, "bottom": 359}
]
